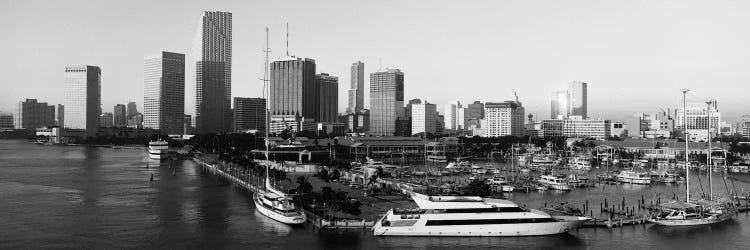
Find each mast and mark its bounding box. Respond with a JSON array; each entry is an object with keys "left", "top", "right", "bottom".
[
  {"left": 263, "top": 27, "right": 271, "bottom": 161},
  {"left": 682, "top": 89, "right": 690, "bottom": 202},
  {"left": 706, "top": 100, "right": 713, "bottom": 200}
]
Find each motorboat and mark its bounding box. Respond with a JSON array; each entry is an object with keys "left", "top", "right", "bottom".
[
  {"left": 568, "top": 157, "right": 592, "bottom": 171},
  {"left": 148, "top": 139, "right": 169, "bottom": 160},
  {"left": 538, "top": 174, "right": 572, "bottom": 191},
  {"left": 617, "top": 170, "right": 651, "bottom": 185},
  {"left": 490, "top": 176, "right": 515, "bottom": 192},
  {"left": 372, "top": 193, "right": 590, "bottom": 236}
]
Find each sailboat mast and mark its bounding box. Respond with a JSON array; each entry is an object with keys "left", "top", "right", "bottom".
[
  {"left": 263, "top": 27, "right": 271, "bottom": 161},
  {"left": 706, "top": 100, "right": 713, "bottom": 200},
  {"left": 682, "top": 89, "right": 690, "bottom": 202}
]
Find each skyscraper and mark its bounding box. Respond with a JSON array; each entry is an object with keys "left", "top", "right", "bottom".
[
  {"left": 64, "top": 65, "right": 101, "bottom": 137},
  {"left": 466, "top": 101, "right": 484, "bottom": 128},
  {"left": 233, "top": 97, "right": 267, "bottom": 134},
  {"left": 550, "top": 90, "right": 569, "bottom": 119},
  {"left": 444, "top": 101, "right": 464, "bottom": 130},
  {"left": 194, "top": 11, "right": 232, "bottom": 133},
  {"left": 411, "top": 101, "right": 437, "bottom": 135},
  {"left": 269, "top": 56, "right": 317, "bottom": 120},
  {"left": 56, "top": 104, "right": 64, "bottom": 128},
  {"left": 484, "top": 101, "right": 525, "bottom": 137},
  {"left": 16, "top": 99, "right": 55, "bottom": 129},
  {"left": 126, "top": 102, "right": 138, "bottom": 118},
  {"left": 144, "top": 51, "right": 185, "bottom": 134},
  {"left": 100, "top": 112, "right": 113, "bottom": 128},
  {"left": 369, "top": 69, "right": 404, "bottom": 136},
  {"left": 347, "top": 61, "right": 364, "bottom": 113},
  {"left": 568, "top": 81, "right": 587, "bottom": 118},
  {"left": 113, "top": 104, "right": 127, "bottom": 127},
  {"left": 317, "top": 73, "right": 338, "bottom": 123}
]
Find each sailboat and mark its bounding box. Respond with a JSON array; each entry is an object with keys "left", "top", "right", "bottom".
[
  {"left": 253, "top": 165, "right": 307, "bottom": 224},
  {"left": 649, "top": 91, "right": 736, "bottom": 226}
]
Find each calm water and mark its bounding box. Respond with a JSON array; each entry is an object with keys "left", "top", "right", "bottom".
[{"left": 1, "top": 139, "right": 749, "bottom": 249}]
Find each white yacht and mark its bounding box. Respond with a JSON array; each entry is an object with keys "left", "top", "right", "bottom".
[
  {"left": 148, "top": 140, "right": 169, "bottom": 160},
  {"left": 490, "top": 176, "right": 515, "bottom": 192},
  {"left": 538, "top": 174, "right": 572, "bottom": 191},
  {"left": 616, "top": 170, "right": 651, "bottom": 185},
  {"left": 649, "top": 200, "right": 735, "bottom": 226},
  {"left": 254, "top": 166, "right": 307, "bottom": 225},
  {"left": 568, "top": 158, "right": 592, "bottom": 171},
  {"left": 372, "top": 193, "right": 589, "bottom": 236}
]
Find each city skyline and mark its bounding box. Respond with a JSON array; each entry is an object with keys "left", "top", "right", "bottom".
[{"left": 1, "top": 0, "right": 750, "bottom": 123}]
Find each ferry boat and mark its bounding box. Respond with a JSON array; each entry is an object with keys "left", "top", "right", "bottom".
[
  {"left": 372, "top": 193, "right": 589, "bottom": 236},
  {"left": 253, "top": 166, "right": 307, "bottom": 225},
  {"left": 538, "top": 174, "right": 572, "bottom": 191},
  {"left": 148, "top": 140, "right": 169, "bottom": 160},
  {"left": 616, "top": 170, "right": 651, "bottom": 185}
]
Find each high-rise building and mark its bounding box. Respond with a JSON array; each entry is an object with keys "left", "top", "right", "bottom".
[
  {"left": 144, "top": 51, "right": 185, "bottom": 134},
  {"left": 444, "top": 101, "right": 464, "bottom": 130},
  {"left": 269, "top": 56, "right": 317, "bottom": 121},
  {"left": 483, "top": 101, "right": 525, "bottom": 137},
  {"left": 16, "top": 99, "right": 55, "bottom": 129},
  {"left": 64, "top": 65, "right": 101, "bottom": 137},
  {"left": 100, "top": 112, "right": 113, "bottom": 128},
  {"left": 550, "top": 90, "right": 569, "bottom": 119},
  {"left": 345, "top": 110, "right": 370, "bottom": 133},
  {"left": 465, "top": 101, "right": 484, "bottom": 128},
  {"left": 56, "top": 104, "right": 64, "bottom": 128},
  {"left": 568, "top": 81, "right": 587, "bottom": 118},
  {"left": 194, "top": 11, "right": 232, "bottom": 133},
  {"left": 676, "top": 103, "right": 721, "bottom": 142},
  {"left": 113, "top": 104, "right": 127, "bottom": 127},
  {"left": 317, "top": 73, "right": 338, "bottom": 123},
  {"left": 0, "top": 112, "right": 13, "bottom": 129},
  {"left": 126, "top": 102, "right": 138, "bottom": 118},
  {"left": 347, "top": 61, "right": 364, "bottom": 114},
  {"left": 369, "top": 69, "right": 404, "bottom": 136},
  {"left": 233, "top": 97, "right": 267, "bottom": 134},
  {"left": 128, "top": 114, "right": 143, "bottom": 129},
  {"left": 411, "top": 101, "right": 437, "bottom": 135}
]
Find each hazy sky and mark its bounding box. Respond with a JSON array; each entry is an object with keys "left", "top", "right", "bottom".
[{"left": 1, "top": 0, "right": 749, "bottom": 122}]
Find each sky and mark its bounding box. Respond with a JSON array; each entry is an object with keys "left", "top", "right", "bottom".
[{"left": 1, "top": 0, "right": 749, "bottom": 123}]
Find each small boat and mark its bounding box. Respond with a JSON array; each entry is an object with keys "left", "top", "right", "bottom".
[
  {"left": 148, "top": 139, "right": 169, "bottom": 160},
  {"left": 490, "top": 176, "right": 515, "bottom": 192},
  {"left": 617, "top": 169, "right": 651, "bottom": 185},
  {"left": 372, "top": 193, "right": 590, "bottom": 236},
  {"left": 538, "top": 174, "right": 572, "bottom": 191}
]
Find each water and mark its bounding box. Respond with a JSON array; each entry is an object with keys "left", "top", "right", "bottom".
[{"left": 1, "top": 140, "right": 749, "bottom": 249}]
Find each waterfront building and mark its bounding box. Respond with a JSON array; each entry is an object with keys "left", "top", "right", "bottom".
[
  {"left": 483, "top": 101, "right": 525, "bottom": 137},
  {"left": 541, "top": 119, "right": 564, "bottom": 137},
  {"left": 233, "top": 97, "right": 266, "bottom": 134},
  {"left": 444, "top": 101, "right": 464, "bottom": 130},
  {"left": 543, "top": 116, "right": 611, "bottom": 139},
  {"left": 550, "top": 90, "right": 569, "bottom": 119},
  {"left": 194, "top": 11, "right": 232, "bottom": 133},
  {"left": 16, "top": 99, "right": 55, "bottom": 129},
  {"left": 568, "top": 81, "right": 587, "bottom": 118},
  {"left": 394, "top": 117, "right": 412, "bottom": 137},
  {"left": 64, "top": 65, "right": 101, "bottom": 137},
  {"left": 56, "top": 104, "right": 64, "bottom": 128},
  {"left": 410, "top": 100, "right": 436, "bottom": 135},
  {"left": 0, "top": 112, "right": 14, "bottom": 129},
  {"left": 436, "top": 113, "right": 445, "bottom": 135},
  {"left": 675, "top": 103, "right": 721, "bottom": 142},
  {"left": 465, "top": 101, "right": 484, "bottom": 128},
  {"left": 347, "top": 61, "right": 364, "bottom": 114},
  {"left": 369, "top": 69, "right": 404, "bottom": 136},
  {"left": 316, "top": 73, "right": 338, "bottom": 123},
  {"left": 113, "top": 104, "right": 127, "bottom": 127},
  {"left": 127, "top": 114, "right": 143, "bottom": 129},
  {"left": 269, "top": 56, "right": 317, "bottom": 124},
  {"left": 611, "top": 122, "right": 626, "bottom": 138},
  {"left": 99, "top": 112, "right": 113, "bottom": 128},
  {"left": 144, "top": 51, "right": 185, "bottom": 134}
]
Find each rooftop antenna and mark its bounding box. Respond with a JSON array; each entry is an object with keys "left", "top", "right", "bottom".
[
  {"left": 286, "top": 23, "right": 289, "bottom": 56},
  {"left": 379, "top": 57, "right": 382, "bottom": 71}
]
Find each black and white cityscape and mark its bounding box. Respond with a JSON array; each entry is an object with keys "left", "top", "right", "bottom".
[{"left": 2, "top": 1, "right": 750, "bottom": 249}]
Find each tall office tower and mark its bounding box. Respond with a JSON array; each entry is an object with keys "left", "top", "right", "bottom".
[
  {"left": 100, "top": 113, "right": 113, "bottom": 128},
  {"left": 56, "top": 104, "right": 64, "bottom": 128},
  {"left": 126, "top": 102, "right": 138, "bottom": 118},
  {"left": 194, "top": 11, "right": 232, "bottom": 133},
  {"left": 444, "top": 101, "right": 464, "bottom": 130},
  {"left": 568, "top": 81, "right": 587, "bottom": 118},
  {"left": 16, "top": 99, "right": 55, "bottom": 129},
  {"left": 269, "top": 56, "right": 317, "bottom": 120},
  {"left": 317, "top": 73, "right": 338, "bottom": 122},
  {"left": 465, "top": 101, "right": 484, "bottom": 128},
  {"left": 550, "top": 90, "right": 569, "bottom": 119},
  {"left": 411, "top": 101, "right": 437, "bottom": 135},
  {"left": 233, "top": 97, "right": 267, "bottom": 134},
  {"left": 369, "top": 69, "right": 404, "bottom": 136},
  {"left": 113, "top": 104, "right": 127, "bottom": 127},
  {"left": 484, "top": 101, "right": 525, "bottom": 137},
  {"left": 405, "top": 98, "right": 422, "bottom": 119},
  {"left": 64, "top": 65, "right": 101, "bottom": 137},
  {"left": 676, "top": 103, "right": 721, "bottom": 142},
  {"left": 347, "top": 61, "right": 364, "bottom": 113},
  {"left": 144, "top": 51, "right": 185, "bottom": 134}
]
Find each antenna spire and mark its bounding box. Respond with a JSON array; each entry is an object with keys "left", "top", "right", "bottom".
[{"left": 286, "top": 23, "right": 289, "bottom": 56}]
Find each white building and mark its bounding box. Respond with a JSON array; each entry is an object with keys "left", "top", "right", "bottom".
[
  {"left": 676, "top": 103, "right": 721, "bottom": 142},
  {"left": 483, "top": 101, "right": 524, "bottom": 137},
  {"left": 561, "top": 116, "right": 611, "bottom": 140},
  {"left": 444, "top": 101, "right": 464, "bottom": 130},
  {"left": 411, "top": 102, "right": 436, "bottom": 135}
]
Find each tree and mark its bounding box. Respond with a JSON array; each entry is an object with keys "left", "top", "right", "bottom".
[
  {"left": 464, "top": 179, "right": 491, "bottom": 197},
  {"left": 318, "top": 168, "right": 329, "bottom": 182},
  {"left": 329, "top": 169, "right": 341, "bottom": 181}
]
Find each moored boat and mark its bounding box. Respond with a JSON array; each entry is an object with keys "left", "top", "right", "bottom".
[{"left": 148, "top": 139, "right": 169, "bottom": 160}]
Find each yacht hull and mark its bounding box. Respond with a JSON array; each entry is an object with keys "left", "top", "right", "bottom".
[
  {"left": 649, "top": 212, "right": 735, "bottom": 226},
  {"left": 254, "top": 194, "right": 307, "bottom": 225},
  {"left": 373, "top": 216, "right": 588, "bottom": 237}
]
